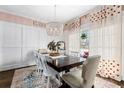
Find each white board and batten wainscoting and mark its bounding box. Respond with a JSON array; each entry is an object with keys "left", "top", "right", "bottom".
[
  {"left": 122, "top": 12, "right": 124, "bottom": 81},
  {"left": 0, "top": 21, "right": 64, "bottom": 71}
]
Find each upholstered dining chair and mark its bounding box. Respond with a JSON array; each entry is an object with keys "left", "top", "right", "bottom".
[
  {"left": 62, "top": 55, "right": 101, "bottom": 88},
  {"left": 33, "top": 50, "right": 43, "bottom": 74},
  {"left": 39, "top": 54, "right": 61, "bottom": 88}
]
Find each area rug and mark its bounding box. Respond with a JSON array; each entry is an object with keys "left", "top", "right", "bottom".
[
  {"left": 11, "top": 66, "right": 60, "bottom": 88},
  {"left": 11, "top": 66, "right": 120, "bottom": 88}
]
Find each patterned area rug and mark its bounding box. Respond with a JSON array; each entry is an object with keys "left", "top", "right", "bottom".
[
  {"left": 11, "top": 66, "right": 120, "bottom": 88},
  {"left": 11, "top": 66, "right": 60, "bottom": 88}
]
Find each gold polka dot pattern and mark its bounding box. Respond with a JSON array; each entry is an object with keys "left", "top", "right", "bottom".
[
  {"left": 64, "top": 5, "right": 122, "bottom": 31},
  {"left": 97, "top": 59, "right": 121, "bottom": 81},
  {"left": 64, "top": 18, "right": 80, "bottom": 31},
  {"left": 89, "top": 5, "right": 121, "bottom": 23}
]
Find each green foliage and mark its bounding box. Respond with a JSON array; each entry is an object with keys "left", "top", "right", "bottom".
[
  {"left": 47, "top": 40, "right": 61, "bottom": 51},
  {"left": 81, "top": 33, "right": 87, "bottom": 39}
]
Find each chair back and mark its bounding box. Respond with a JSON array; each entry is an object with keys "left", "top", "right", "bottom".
[
  {"left": 81, "top": 55, "right": 101, "bottom": 88},
  {"left": 38, "top": 54, "right": 50, "bottom": 75},
  {"left": 33, "top": 50, "right": 43, "bottom": 70}
]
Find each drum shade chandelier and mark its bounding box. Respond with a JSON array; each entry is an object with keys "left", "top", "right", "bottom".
[{"left": 46, "top": 5, "right": 63, "bottom": 36}]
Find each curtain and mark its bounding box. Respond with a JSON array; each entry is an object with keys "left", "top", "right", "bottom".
[
  {"left": 64, "top": 5, "right": 122, "bottom": 81},
  {"left": 89, "top": 5, "right": 122, "bottom": 81},
  {"left": 64, "top": 18, "right": 80, "bottom": 55}
]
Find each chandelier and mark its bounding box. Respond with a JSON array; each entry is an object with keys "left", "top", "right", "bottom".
[{"left": 46, "top": 5, "right": 63, "bottom": 36}]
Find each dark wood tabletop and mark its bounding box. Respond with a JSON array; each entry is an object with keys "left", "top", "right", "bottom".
[{"left": 46, "top": 55, "right": 85, "bottom": 72}]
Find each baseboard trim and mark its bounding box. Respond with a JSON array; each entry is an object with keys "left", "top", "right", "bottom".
[{"left": 0, "top": 62, "right": 36, "bottom": 71}]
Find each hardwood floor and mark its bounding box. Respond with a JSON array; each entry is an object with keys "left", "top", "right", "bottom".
[
  {"left": 0, "top": 67, "right": 124, "bottom": 88},
  {"left": 0, "top": 66, "right": 34, "bottom": 88},
  {"left": 0, "top": 69, "right": 15, "bottom": 88},
  {"left": 96, "top": 75, "right": 124, "bottom": 88}
]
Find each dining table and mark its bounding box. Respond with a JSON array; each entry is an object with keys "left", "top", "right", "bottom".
[{"left": 45, "top": 55, "right": 85, "bottom": 72}]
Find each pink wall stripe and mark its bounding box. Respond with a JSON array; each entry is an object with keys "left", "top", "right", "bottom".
[{"left": 0, "top": 11, "right": 46, "bottom": 28}]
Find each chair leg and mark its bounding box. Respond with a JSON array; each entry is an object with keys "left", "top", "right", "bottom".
[
  {"left": 57, "top": 75, "right": 61, "bottom": 86},
  {"left": 46, "top": 76, "right": 50, "bottom": 88},
  {"left": 39, "top": 69, "right": 43, "bottom": 75},
  {"left": 36, "top": 69, "right": 38, "bottom": 72},
  {"left": 55, "top": 74, "right": 61, "bottom": 86},
  {"left": 92, "top": 85, "right": 94, "bottom": 88},
  {"left": 59, "top": 79, "right": 71, "bottom": 88},
  {"left": 36, "top": 69, "right": 39, "bottom": 76}
]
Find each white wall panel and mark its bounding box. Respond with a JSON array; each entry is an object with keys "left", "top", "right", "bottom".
[
  {"left": 39, "top": 28, "right": 48, "bottom": 49},
  {"left": 22, "top": 25, "right": 40, "bottom": 48},
  {"left": 122, "top": 12, "right": 124, "bottom": 80},
  {"left": 0, "top": 21, "right": 3, "bottom": 47},
  {"left": 22, "top": 47, "right": 37, "bottom": 65},
  {"left": 0, "top": 21, "right": 22, "bottom": 47},
  {"left": 0, "top": 47, "right": 21, "bottom": 71},
  {"left": 0, "top": 20, "right": 65, "bottom": 71}
]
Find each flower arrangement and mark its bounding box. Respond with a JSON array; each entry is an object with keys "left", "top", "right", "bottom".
[{"left": 47, "top": 40, "right": 61, "bottom": 56}]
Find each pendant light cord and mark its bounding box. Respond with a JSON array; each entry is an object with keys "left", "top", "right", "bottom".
[{"left": 54, "top": 5, "right": 56, "bottom": 21}]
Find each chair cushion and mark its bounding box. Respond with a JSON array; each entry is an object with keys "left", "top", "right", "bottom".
[{"left": 62, "top": 70, "right": 83, "bottom": 88}]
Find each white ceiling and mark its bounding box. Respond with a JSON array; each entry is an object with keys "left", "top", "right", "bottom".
[{"left": 0, "top": 5, "right": 96, "bottom": 23}]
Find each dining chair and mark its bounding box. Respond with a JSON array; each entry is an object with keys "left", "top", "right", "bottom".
[
  {"left": 39, "top": 54, "right": 61, "bottom": 88},
  {"left": 33, "top": 50, "right": 43, "bottom": 74},
  {"left": 62, "top": 55, "right": 101, "bottom": 88}
]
